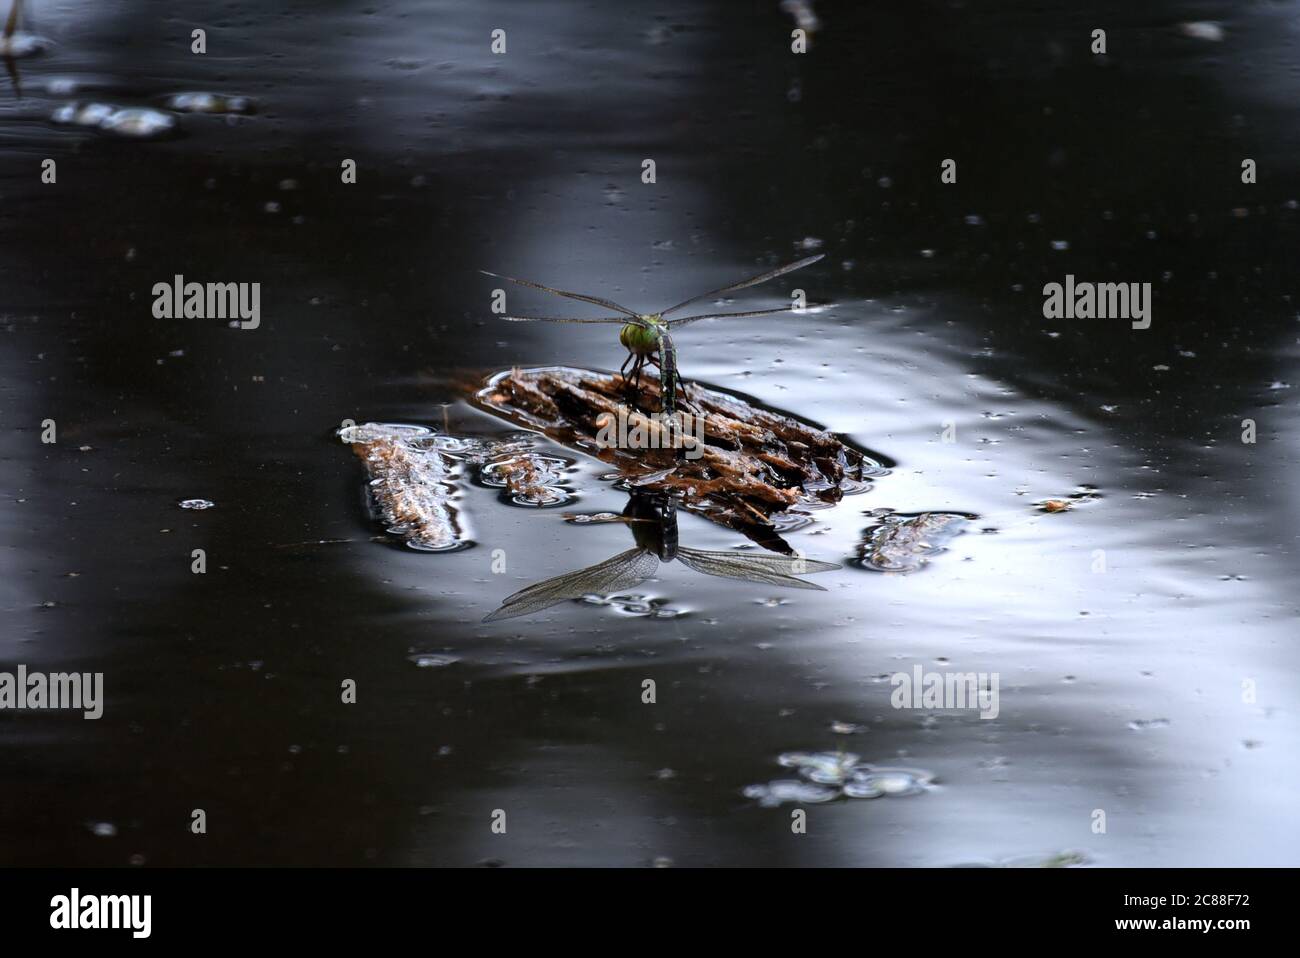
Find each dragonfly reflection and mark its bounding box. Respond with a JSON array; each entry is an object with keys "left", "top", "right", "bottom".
[{"left": 484, "top": 493, "right": 839, "bottom": 622}]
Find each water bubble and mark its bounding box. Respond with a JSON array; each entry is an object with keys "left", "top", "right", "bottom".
[
  {"left": 563, "top": 512, "right": 622, "bottom": 524},
  {"left": 99, "top": 108, "right": 179, "bottom": 139},
  {"left": 163, "top": 92, "right": 256, "bottom": 115},
  {"left": 51, "top": 102, "right": 117, "bottom": 128},
  {"left": 1179, "top": 21, "right": 1225, "bottom": 42},
  {"left": 742, "top": 780, "right": 838, "bottom": 808},
  {"left": 779, "top": 751, "right": 860, "bottom": 785},
  {"left": 89, "top": 822, "right": 117, "bottom": 837},
  {"left": 409, "top": 654, "right": 460, "bottom": 669},
  {"left": 748, "top": 753, "right": 935, "bottom": 806},
  {"left": 850, "top": 766, "right": 934, "bottom": 796}
]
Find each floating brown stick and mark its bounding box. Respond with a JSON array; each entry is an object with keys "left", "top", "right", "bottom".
[
  {"left": 470, "top": 366, "right": 878, "bottom": 532},
  {"left": 339, "top": 423, "right": 468, "bottom": 552}
]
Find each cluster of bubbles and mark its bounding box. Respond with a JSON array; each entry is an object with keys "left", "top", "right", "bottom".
[
  {"left": 50, "top": 86, "right": 255, "bottom": 140},
  {"left": 580, "top": 592, "right": 685, "bottom": 618},
  {"left": 743, "top": 750, "right": 935, "bottom": 806}
]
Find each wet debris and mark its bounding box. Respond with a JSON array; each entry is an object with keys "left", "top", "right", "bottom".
[
  {"left": 744, "top": 751, "right": 935, "bottom": 806},
  {"left": 1035, "top": 487, "right": 1100, "bottom": 513},
  {"left": 479, "top": 453, "right": 571, "bottom": 506},
  {"left": 853, "top": 510, "right": 971, "bottom": 573},
  {"left": 471, "top": 366, "right": 879, "bottom": 533},
  {"left": 340, "top": 423, "right": 468, "bottom": 552},
  {"left": 177, "top": 498, "right": 215, "bottom": 510},
  {"left": 340, "top": 422, "right": 574, "bottom": 550}
]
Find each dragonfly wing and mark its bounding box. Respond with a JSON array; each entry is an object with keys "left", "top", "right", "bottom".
[
  {"left": 483, "top": 548, "right": 660, "bottom": 622},
  {"left": 666, "top": 305, "right": 804, "bottom": 329},
  {"left": 675, "top": 547, "right": 838, "bottom": 590},
  {"left": 500, "top": 314, "right": 631, "bottom": 324},
  {"left": 480, "top": 270, "right": 640, "bottom": 318},
  {"left": 660, "top": 253, "right": 825, "bottom": 317}
]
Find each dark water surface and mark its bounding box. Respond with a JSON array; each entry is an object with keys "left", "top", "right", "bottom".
[{"left": 2, "top": 1, "right": 1298, "bottom": 865}]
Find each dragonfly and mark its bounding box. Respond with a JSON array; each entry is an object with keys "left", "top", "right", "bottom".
[
  {"left": 483, "top": 492, "right": 839, "bottom": 622},
  {"left": 481, "top": 252, "right": 825, "bottom": 418}
]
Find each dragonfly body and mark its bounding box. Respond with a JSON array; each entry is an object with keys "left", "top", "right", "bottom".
[
  {"left": 483, "top": 253, "right": 824, "bottom": 419},
  {"left": 627, "top": 492, "right": 679, "bottom": 561}
]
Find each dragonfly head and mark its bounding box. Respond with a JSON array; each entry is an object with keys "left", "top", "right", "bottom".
[{"left": 619, "top": 315, "right": 663, "bottom": 356}]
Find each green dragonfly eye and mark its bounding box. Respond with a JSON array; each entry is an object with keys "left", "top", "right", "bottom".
[{"left": 620, "top": 318, "right": 662, "bottom": 356}]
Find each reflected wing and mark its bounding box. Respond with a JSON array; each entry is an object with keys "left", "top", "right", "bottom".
[
  {"left": 675, "top": 547, "right": 838, "bottom": 590},
  {"left": 667, "top": 305, "right": 805, "bottom": 329},
  {"left": 660, "top": 253, "right": 825, "bottom": 317},
  {"left": 481, "top": 269, "right": 640, "bottom": 318},
  {"left": 483, "top": 548, "right": 660, "bottom": 622},
  {"left": 4, "top": 1, "right": 19, "bottom": 41}
]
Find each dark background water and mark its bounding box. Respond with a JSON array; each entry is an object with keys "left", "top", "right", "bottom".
[{"left": 1, "top": 0, "right": 1297, "bottom": 866}]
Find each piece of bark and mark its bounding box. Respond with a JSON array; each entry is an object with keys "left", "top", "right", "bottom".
[{"left": 471, "top": 366, "right": 875, "bottom": 531}]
